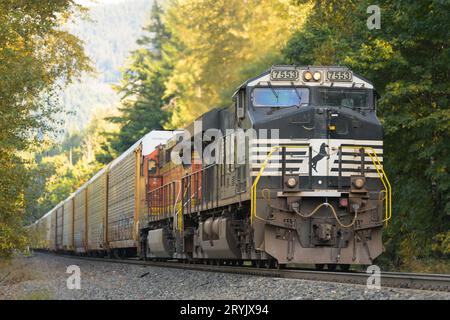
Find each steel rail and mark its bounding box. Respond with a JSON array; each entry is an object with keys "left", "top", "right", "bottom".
[{"left": 38, "top": 252, "right": 450, "bottom": 292}]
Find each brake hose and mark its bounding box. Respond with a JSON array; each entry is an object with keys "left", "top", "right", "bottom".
[
  {"left": 292, "top": 202, "right": 358, "bottom": 228},
  {"left": 262, "top": 188, "right": 358, "bottom": 228}
]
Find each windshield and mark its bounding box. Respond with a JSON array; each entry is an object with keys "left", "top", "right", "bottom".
[
  {"left": 252, "top": 87, "right": 309, "bottom": 107},
  {"left": 317, "top": 88, "right": 369, "bottom": 109}
]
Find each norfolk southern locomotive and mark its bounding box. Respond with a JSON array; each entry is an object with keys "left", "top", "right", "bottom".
[{"left": 30, "top": 66, "right": 391, "bottom": 270}]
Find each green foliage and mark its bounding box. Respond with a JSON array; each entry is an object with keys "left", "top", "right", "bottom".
[
  {"left": 0, "top": 212, "right": 28, "bottom": 259},
  {"left": 24, "top": 113, "right": 119, "bottom": 222},
  {"left": 162, "top": 0, "right": 310, "bottom": 128},
  {"left": 0, "top": 0, "right": 90, "bottom": 257},
  {"left": 432, "top": 231, "right": 450, "bottom": 257},
  {"left": 283, "top": 0, "right": 450, "bottom": 269}
]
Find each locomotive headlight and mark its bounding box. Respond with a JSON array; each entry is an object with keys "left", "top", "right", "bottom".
[
  {"left": 286, "top": 177, "right": 298, "bottom": 188},
  {"left": 354, "top": 177, "right": 365, "bottom": 189},
  {"left": 313, "top": 71, "right": 321, "bottom": 81},
  {"left": 303, "top": 71, "right": 313, "bottom": 81}
]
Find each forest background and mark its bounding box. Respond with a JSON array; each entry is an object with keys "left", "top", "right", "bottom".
[{"left": 0, "top": 0, "right": 448, "bottom": 272}]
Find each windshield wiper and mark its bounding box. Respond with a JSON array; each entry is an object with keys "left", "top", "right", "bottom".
[
  {"left": 290, "top": 81, "right": 303, "bottom": 104},
  {"left": 267, "top": 81, "right": 279, "bottom": 101}
]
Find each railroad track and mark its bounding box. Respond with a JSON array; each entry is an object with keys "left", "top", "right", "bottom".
[{"left": 41, "top": 252, "right": 450, "bottom": 292}]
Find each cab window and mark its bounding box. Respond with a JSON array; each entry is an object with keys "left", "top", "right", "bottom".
[
  {"left": 252, "top": 87, "right": 309, "bottom": 107},
  {"left": 317, "top": 88, "right": 370, "bottom": 109},
  {"left": 148, "top": 159, "right": 157, "bottom": 175}
]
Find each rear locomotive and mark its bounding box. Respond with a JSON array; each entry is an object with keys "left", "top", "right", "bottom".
[{"left": 141, "top": 65, "right": 391, "bottom": 269}]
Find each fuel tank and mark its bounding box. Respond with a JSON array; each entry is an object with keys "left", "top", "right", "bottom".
[
  {"left": 193, "top": 217, "right": 241, "bottom": 259},
  {"left": 147, "top": 228, "right": 174, "bottom": 258}
]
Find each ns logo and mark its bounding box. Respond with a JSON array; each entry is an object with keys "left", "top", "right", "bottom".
[{"left": 310, "top": 143, "right": 329, "bottom": 173}]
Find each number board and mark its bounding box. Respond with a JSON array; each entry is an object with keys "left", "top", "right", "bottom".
[
  {"left": 270, "top": 69, "right": 299, "bottom": 81},
  {"left": 326, "top": 70, "right": 353, "bottom": 82}
]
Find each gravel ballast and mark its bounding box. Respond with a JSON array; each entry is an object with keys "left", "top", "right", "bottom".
[{"left": 0, "top": 252, "right": 449, "bottom": 300}]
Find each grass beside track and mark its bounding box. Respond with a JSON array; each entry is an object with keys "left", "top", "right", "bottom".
[{"left": 0, "top": 256, "right": 54, "bottom": 299}]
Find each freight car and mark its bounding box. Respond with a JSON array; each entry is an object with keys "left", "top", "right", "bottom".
[
  {"left": 30, "top": 65, "right": 391, "bottom": 270},
  {"left": 31, "top": 131, "right": 178, "bottom": 257}
]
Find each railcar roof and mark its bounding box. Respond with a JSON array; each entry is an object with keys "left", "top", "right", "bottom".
[{"left": 109, "top": 130, "right": 180, "bottom": 170}]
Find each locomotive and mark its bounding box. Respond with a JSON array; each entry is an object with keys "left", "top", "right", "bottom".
[{"left": 30, "top": 65, "right": 391, "bottom": 270}]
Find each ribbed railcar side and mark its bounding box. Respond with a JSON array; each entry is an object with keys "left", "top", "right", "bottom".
[
  {"left": 87, "top": 169, "right": 107, "bottom": 251},
  {"left": 45, "top": 213, "right": 52, "bottom": 250},
  {"left": 36, "top": 219, "right": 46, "bottom": 249},
  {"left": 56, "top": 204, "right": 64, "bottom": 250},
  {"left": 49, "top": 209, "right": 57, "bottom": 251},
  {"left": 107, "top": 150, "right": 137, "bottom": 249},
  {"left": 63, "top": 196, "right": 74, "bottom": 251},
  {"left": 74, "top": 188, "right": 87, "bottom": 253}
]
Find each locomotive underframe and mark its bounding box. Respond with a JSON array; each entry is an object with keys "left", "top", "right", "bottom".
[{"left": 140, "top": 175, "right": 384, "bottom": 267}]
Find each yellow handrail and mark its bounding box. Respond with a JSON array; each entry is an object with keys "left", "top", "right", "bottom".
[
  {"left": 341, "top": 146, "right": 392, "bottom": 225},
  {"left": 250, "top": 145, "right": 392, "bottom": 226}
]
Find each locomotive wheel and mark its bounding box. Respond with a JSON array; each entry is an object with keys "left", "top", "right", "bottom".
[
  {"left": 315, "top": 264, "right": 325, "bottom": 270},
  {"left": 270, "top": 260, "right": 281, "bottom": 269},
  {"left": 327, "top": 264, "right": 337, "bottom": 271}
]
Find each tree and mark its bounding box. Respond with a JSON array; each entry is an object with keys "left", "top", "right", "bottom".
[
  {"left": 105, "top": 1, "right": 172, "bottom": 156},
  {"left": 0, "top": 0, "right": 90, "bottom": 257},
  {"left": 162, "top": 0, "right": 311, "bottom": 128},
  {"left": 24, "top": 111, "right": 119, "bottom": 224}
]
